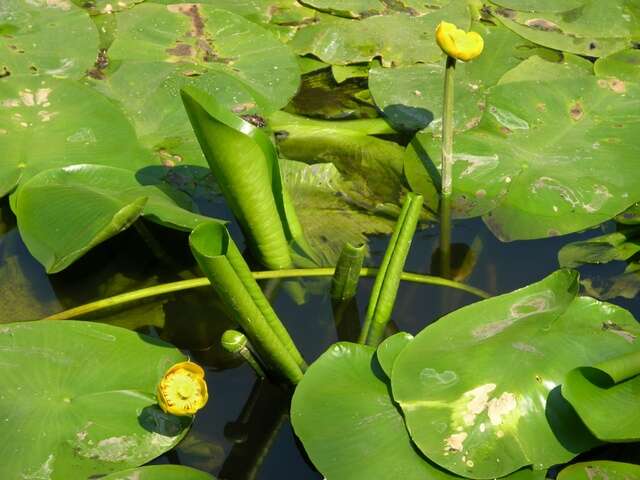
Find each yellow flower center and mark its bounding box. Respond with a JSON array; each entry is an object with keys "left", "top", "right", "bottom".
[{"left": 157, "top": 361, "right": 209, "bottom": 416}]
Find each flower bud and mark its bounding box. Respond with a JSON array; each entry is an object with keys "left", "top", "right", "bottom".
[{"left": 436, "top": 21, "right": 484, "bottom": 61}]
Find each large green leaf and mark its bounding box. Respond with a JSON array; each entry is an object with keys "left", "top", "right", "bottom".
[
  {"left": 557, "top": 462, "right": 640, "bottom": 480},
  {"left": 290, "top": 1, "right": 470, "bottom": 66},
  {"left": 291, "top": 342, "right": 459, "bottom": 480},
  {"left": 490, "top": 0, "right": 584, "bottom": 12},
  {"left": 299, "top": 0, "right": 451, "bottom": 18},
  {"left": 392, "top": 270, "right": 640, "bottom": 478},
  {"left": 102, "top": 465, "right": 216, "bottom": 479},
  {"left": 369, "top": 22, "right": 560, "bottom": 132},
  {"left": 89, "top": 3, "right": 302, "bottom": 166},
  {"left": 15, "top": 164, "right": 215, "bottom": 273},
  {"left": 489, "top": 1, "right": 638, "bottom": 57},
  {"left": 405, "top": 77, "right": 640, "bottom": 240},
  {"left": 0, "top": 0, "right": 99, "bottom": 78},
  {"left": 291, "top": 341, "right": 545, "bottom": 480},
  {"left": 562, "top": 351, "right": 640, "bottom": 442},
  {"left": 0, "top": 320, "right": 190, "bottom": 479},
  {"left": 0, "top": 76, "right": 153, "bottom": 198}
]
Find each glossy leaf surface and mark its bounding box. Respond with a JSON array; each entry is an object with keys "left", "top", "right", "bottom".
[
  {"left": 0, "top": 321, "right": 190, "bottom": 479},
  {"left": 563, "top": 351, "right": 640, "bottom": 442},
  {"left": 557, "top": 462, "right": 640, "bottom": 480},
  {"left": 16, "top": 165, "right": 214, "bottom": 273},
  {"left": 405, "top": 77, "right": 640, "bottom": 240},
  {"left": 392, "top": 270, "right": 640, "bottom": 478}
]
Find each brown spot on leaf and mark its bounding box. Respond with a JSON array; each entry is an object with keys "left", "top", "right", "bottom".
[
  {"left": 570, "top": 101, "right": 583, "bottom": 121},
  {"left": 500, "top": 126, "right": 512, "bottom": 135},
  {"left": 87, "top": 48, "right": 109, "bottom": 79},
  {"left": 495, "top": 7, "right": 516, "bottom": 19},
  {"left": 609, "top": 79, "right": 626, "bottom": 93},
  {"left": 536, "top": 102, "right": 546, "bottom": 112},
  {"left": 241, "top": 114, "right": 266, "bottom": 127},
  {"left": 166, "top": 43, "right": 193, "bottom": 57},
  {"left": 168, "top": 4, "right": 206, "bottom": 37},
  {"left": 602, "top": 321, "right": 636, "bottom": 343},
  {"left": 525, "top": 18, "right": 561, "bottom": 32}
]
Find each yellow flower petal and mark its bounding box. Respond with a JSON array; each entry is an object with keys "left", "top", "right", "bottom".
[
  {"left": 157, "top": 361, "right": 208, "bottom": 416},
  {"left": 436, "top": 21, "right": 484, "bottom": 62}
]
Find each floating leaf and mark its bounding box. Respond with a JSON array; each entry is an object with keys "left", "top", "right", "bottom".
[
  {"left": 0, "top": 320, "right": 190, "bottom": 479},
  {"left": 490, "top": 2, "right": 637, "bottom": 58},
  {"left": 291, "top": 342, "right": 457, "bottom": 480},
  {"left": 497, "top": 54, "right": 592, "bottom": 84},
  {"left": 581, "top": 263, "right": 640, "bottom": 301},
  {"left": 15, "top": 164, "right": 216, "bottom": 273},
  {"left": 563, "top": 351, "right": 640, "bottom": 442},
  {"left": 369, "top": 22, "right": 553, "bottom": 132},
  {"left": 392, "top": 270, "right": 640, "bottom": 478},
  {"left": 558, "top": 227, "right": 640, "bottom": 269},
  {"left": 290, "top": 1, "right": 470, "bottom": 66},
  {"left": 557, "top": 461, "right": 640, "bottom": 480},
  {"left": 490, "top": 0, "right": 585, "bottom": 12},
  {"left": 595, "top": 49, "right": 640, "bottom": 82},
  {"left": 404, "top": 77, "right": 640, "bottom": 241},
  {"left": 292, "top": 341, "right": 545, "bottom": 480},
  {"left": 0, "top": 0, "right": 99, "bottom": 78},
  {"left": 376, "top": 331, "right": 413, "bottom": 378},
  {"left": 102, "top": 465, "right": 216, "bottom": 479},
  {"left": 0, "top": 76, "right": 152, "bottom": 198}
]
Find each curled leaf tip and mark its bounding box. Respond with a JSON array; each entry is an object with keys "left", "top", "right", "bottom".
[
  {"left": 435, "top": 21, "right": 484, "bottom": 61},
  {"left": 157, "top": 361, "right": 208, "bottom": 416}
]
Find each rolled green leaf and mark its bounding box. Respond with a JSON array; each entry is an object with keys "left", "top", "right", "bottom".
[
  {"left": 359, "top": 193, "right": 423, "bottom": 346},
  {"left": 189, "top": 222, "right": 305, "bottom": 383},
  {"left": 562, "top": 349, "right": 640, "bottom": 442},
  {"left": 330, "top": 242, "right": 365, "bottom": 301},
  {"left": 181, "top": 86, "right": 314, "bottom": 270}
]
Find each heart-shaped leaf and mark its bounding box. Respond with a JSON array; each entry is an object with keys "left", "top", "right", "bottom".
[
  {"left": 405, "top": 77, "right": 640, "bottom": 241},
  {"left": 392, "top": 270, "right": 640, "bottom": 478},
  {"left": 0, "top": 320, "right": 190, "bottom": 479}
]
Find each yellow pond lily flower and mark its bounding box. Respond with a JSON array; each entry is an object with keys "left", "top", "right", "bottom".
[
  {"left": 436, "top": 21, "right": 484, "bottom": 61},
  {"left": 157, "top": 361, "right": 209, "bottom": 416}
]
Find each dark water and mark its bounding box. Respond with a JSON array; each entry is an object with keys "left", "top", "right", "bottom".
[{"left": 2, "top": 196, "right": 639, "bottom": 479}]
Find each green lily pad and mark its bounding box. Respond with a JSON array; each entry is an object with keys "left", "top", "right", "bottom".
[
  {"left": 392, "top": 270, "right": 640, "bottom": 478},
  {"left": 581, "top": 263, "right": 640, "bottom": 301},
  {"left": 108, "top": 3, "right": 300, "bottom": 112},
  {"left": 490, "top": 2, "right": 637, "bottom": 58},
  {"left": 0, "top": 0, "right": 99, "bottom": 78},
  {"left": 0, "top": 320, "right": 190, "bottom": 479},
  {"left": 72, "top": 0, "right": 143, "bottom": 15},
  {"left": 404, "top": 77, "right": 640, "bottom": 241},
  {"left": 0, "top": 76, "right": 153, "bottom": 198},
  {"left": 563, "top": 351, "right": 640, "bottom": 442},
  {"left": 15, "top": 164, "right": 216, "bottom": 273},
  {"left": 90, "top": 3, "right": 302, "bottom": 166},
  {"left": 497, "top": 54, "right": 592, "bottom": 84},
  {"left": 369, "top": 22, "right": 554, "bottom": 132},
  {"left": 558, "top": 227, "right": 640, "bottom": 268},
  {"left": 290, "top": 1, "right": 470, "bottom": 66},
  {"left": 558, "top": 461, "right": 640, "bottom": 480},
  {"left": 291, "top": 342, "right": 459, "bottom": 480},
  {"left": 102, "top": 465, "right": 216, "bottom": 479},
  {"left": 595, "top": 49, "right": 640, "bottom": 82},
  {"left": 490, "top": 0, "right": 585, "bottom": 12}
]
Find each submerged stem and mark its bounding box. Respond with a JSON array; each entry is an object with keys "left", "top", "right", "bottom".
[
  {"left": 43, "top": 268, "right": 489, "bottom": 321},
  {"left": 439, "top": 56, "right": 456, "bottom": 279}
]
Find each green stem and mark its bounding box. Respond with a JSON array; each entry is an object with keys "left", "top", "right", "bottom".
[
  {"left": 43, "top": 268, "right": 489, "bottom": 321},
  {"left": 359, "top": 193, "right": 423, "bottom": 346},
  {"left": 440, "top": 55, "right": 456, "bottom": 279},
  {"left": 190, "top": 223, "right": 305, "bottom": 383}
]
